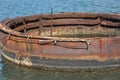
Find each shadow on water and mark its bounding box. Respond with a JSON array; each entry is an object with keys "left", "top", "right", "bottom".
[{"left": 1, "top": 57, "right": 120, "bottom": 80}]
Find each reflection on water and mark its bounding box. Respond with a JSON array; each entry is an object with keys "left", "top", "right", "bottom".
[{"left": 1, "top": 57, "right": 120, "bottom": 80}]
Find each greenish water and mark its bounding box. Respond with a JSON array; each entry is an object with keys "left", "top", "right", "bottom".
[
  {"left": 0, "top": 0, "right": 120, "bottom": 80},
  {"left": 2, "top": 58, "right": 120, "bottom": 80}
]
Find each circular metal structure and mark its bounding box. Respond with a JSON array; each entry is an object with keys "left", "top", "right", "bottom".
[{"left": 0, "top": 12, "right": 120, "bottom": 71}]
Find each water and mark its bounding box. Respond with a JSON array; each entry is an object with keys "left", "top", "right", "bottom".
[
  {"left": 0, "top": 0, "right": 120, "bottom": 80},
  {"left": 0, "top": 0, "right": 120, "bottom": 21}
]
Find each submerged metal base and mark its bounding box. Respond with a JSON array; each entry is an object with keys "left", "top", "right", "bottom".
[{"left": 2, "top": 48, "right": 120, "bottom": 71}]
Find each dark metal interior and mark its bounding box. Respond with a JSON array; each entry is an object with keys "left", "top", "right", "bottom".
[{"left": 4, "top": 12, "right": 120, "bottom": 38}]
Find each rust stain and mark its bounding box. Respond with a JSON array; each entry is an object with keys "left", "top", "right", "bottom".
[{"left": 0, "top": 12, "right": 120, "bottom": 63}]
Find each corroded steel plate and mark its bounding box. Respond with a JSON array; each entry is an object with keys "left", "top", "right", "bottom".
[{"left": 0, "top": 12, "right": 120, "bottom": 71}]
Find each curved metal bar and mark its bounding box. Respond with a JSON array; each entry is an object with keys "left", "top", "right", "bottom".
[{"left": 39, "top": 39, "right": 91, "bottom": 49}]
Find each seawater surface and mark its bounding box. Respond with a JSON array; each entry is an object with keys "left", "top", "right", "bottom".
[{"left": 0, "top": 0, "right": 120, "bottom": 80}]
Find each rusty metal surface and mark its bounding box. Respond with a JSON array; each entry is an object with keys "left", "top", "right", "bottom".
[{"left": 0, "top": 12, "right": 120, "bottom": 70}]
